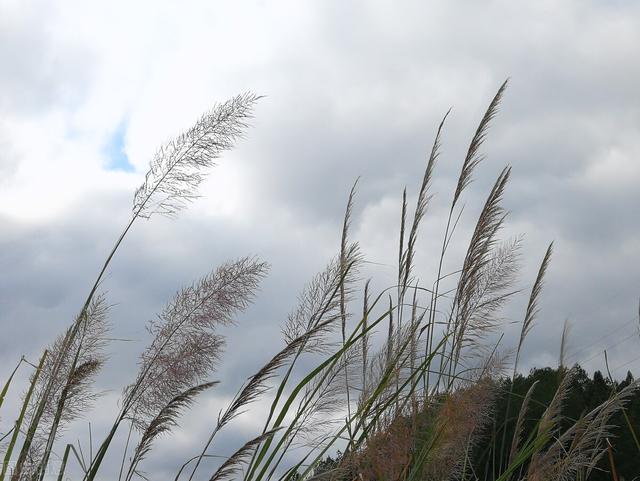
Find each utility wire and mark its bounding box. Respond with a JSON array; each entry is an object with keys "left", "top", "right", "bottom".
[{"left": 565, "top": 316, "right": 638, "bottom": 365}]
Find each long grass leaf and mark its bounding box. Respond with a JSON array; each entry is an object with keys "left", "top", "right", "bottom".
[
  {"left": 0, "top": 350, "right": 47, "bottom": 481},
  {"left": 0, "top": 358, "right": 23, "bottom": 413}
]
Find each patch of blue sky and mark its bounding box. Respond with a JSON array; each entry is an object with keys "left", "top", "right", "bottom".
[{"left": 105, "top": 121, "right": 135, "bottom": 172}]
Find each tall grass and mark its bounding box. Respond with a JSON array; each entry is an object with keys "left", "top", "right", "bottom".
[{"left": 0, "top": 85, "right": 636, "bottom": 481}]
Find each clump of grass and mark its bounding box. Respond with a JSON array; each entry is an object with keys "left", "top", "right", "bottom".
[{"left": 0, "top": 85, "right": 636, "bottom": 481}]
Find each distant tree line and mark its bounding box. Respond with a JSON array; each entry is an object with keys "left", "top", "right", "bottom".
[
  {"left": 474, "top": 365, "right": 639, "bottom": 480},
  {"left": 310, "top": 365, "right": 640, "bottom": 481}
]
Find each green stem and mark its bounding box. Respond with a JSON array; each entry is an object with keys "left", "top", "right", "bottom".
[
  {"left": 56, "top": 445, "right": 72, "bottom": 481},
  {"left": 0, "top": 351, "right": 47, "bottom": 481}
]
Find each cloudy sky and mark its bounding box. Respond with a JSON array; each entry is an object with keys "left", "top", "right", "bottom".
[{"left": 1, "top": 0, "right": 639, "bottom": 479}]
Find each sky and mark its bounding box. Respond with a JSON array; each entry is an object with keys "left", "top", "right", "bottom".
[{"left": 1, "top": 0, "right": 639, "bottom": 479}]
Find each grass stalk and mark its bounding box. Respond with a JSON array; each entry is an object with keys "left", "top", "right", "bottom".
[{"left": 0, "top": 350, "right": 47, "bottom": 481}]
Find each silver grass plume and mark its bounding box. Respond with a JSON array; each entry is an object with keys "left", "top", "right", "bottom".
[
  {"left": 339, "top": 179, "right": 358, "bottom": 444},
  {"left": 559, "top": 318, "right": 570, "bottom": 370},
  {"left": 428, "top": 82, "right": 506, "bottom": 395},
  {"left": 398, "top": 188, "right": 407, "bottom": 297},
  {"left": 498, "top": 241, "right": 552, "bottom": 472},
  {"left": 133, "top": 93, "right": 260, "bottom": 219},
  {"left": 526, "top": 367, "right": 576, "bottom": 480},
  {"left": 14, "top": 296, "right": 109, "bottom": 481},
  {"left": 361, "top": 279, "right": 371, "bottom": 400},
  {"left": 208, "top": 430, "right": 279, "bottom": 481},
  {"left": 450, "top": 166, "right": 511, "bottom": 368},
  {"left": 340, "top": 179, "right": 358, "bottom": 343},
  {"left": 528, "top": 379, "right": 639, "bottom": 481},
  {"left": 293, "top": 345, "right": 361, "bottom": 445},
  {"left": 578, "top": 383, "right": 639, "bottom": 478},
  {"left": 126, "top": 381, "right": 219, "bottom": 481},
  {"left": 282, "top": 244, "right": 362, "bottom": 354},
  {"left": 218, "top": 316, "right": 341, "bottom": 431},
  {"left": 399, "top": 110, "right": 448, "bottom": 297},
  {"left": 360, "top": 339, "right": 398, "bottom": 418},
  {"left": 460, "top": 237, "right": 522, "bottom": 359},
  {"left": 452, "top": 80, "right": 508, "bottom": 208},
  {"left": 514, "top": 242, "right": 554, "bottom": 375},
  {"left": 124, "top": 257, "right": 268, "bottom": 429},
  {"left": 409, "top": 284, "right": 420, "bottom": 410},
  {"left": 184, "top": 316, "right": 341, "bottom": 481},
  {"left": 25, "top": 93, "right": 261, "bottom": 481},
  {"left": 539, "top": 367, "right": 575, "bottom": 442},
  {"left": 359, "top": 319, "right": 426, "bottom": 420},
  {"left": 397, "top": 109, "right": 447, "bottom": 399},
  {"left": 508, "top": 380, "right": 539, "bottom": 466},
  {"left": 27, "top": 295, "right": 110, "bottom": 428},
  {"left": 419, "top": 377, "right": 496, "bottom": 481},
  {"left": 187, "top": 251, "right": 360, "bottom": 481}
]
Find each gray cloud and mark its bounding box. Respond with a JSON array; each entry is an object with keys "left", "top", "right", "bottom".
[{"left": 1, "top": 0, "right": 639, "bottom": 478}]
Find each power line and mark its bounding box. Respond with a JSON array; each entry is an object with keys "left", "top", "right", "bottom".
[
  {"left": 611, "top": 353, "right": 640, "bottom": 373},
  {"left": 565, "top": 316, "right": 638, "bottom": 364},
  {"left": 574, "top": 331, "right": 639, "bottom": 366}
]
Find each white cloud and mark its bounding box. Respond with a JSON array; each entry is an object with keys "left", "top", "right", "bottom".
[{"left": 1, "top": 0, "right": 639, "bottom": 478}]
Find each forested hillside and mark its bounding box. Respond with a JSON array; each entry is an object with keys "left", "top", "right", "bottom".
[{"left": 310, "top": 366, "right": 640, "bottom": 481}]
